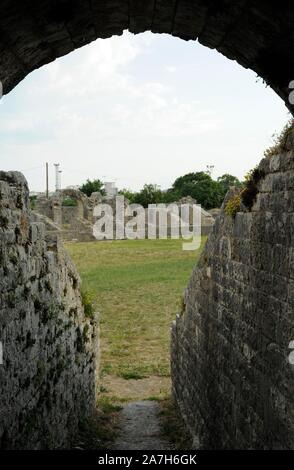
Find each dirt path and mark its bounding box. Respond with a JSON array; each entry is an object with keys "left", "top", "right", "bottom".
[
  {"left": 102, "top": 375, "right": 170, "bottom": 401},
  {"left": 112, "top": 401, "right": 173, "bottom": 450}
]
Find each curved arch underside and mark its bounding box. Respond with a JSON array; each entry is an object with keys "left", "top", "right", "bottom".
[{"left": 0, "top": 0, "right": 293, "bottom": 113}]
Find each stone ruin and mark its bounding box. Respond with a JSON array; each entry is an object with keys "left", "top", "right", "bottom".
[
  {"left": 3, "top": 131, "right": 294, "bottom": 448},
  {"left": 0, "top": 0, "right": 294, "bottom": 450},
  {"left": 33, "top": 190, "right": 216, "bottom": 242},
  {"left": 33, "top": 188, "right": 103, "bottom": 242}
]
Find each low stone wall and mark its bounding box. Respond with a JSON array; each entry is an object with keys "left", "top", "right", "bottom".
[
  {"left": 0, "top": 172, "right": 99, "bottom": 449},
  {"left": 171, "top": 141, "right": 294, "bottom": 449}
]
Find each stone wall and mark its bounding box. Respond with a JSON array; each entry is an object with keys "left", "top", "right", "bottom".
[
  {"left": 171, "top": 137, "right": 294, "bottom": 449},
  {"left": 0, "top": 172, "right": 99, "bottom": 449},
  {"left": 34, "top": 189, "right": 100, "bottom": 243}
]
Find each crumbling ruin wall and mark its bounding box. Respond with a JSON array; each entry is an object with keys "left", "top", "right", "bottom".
[
  {"left": 0, "top": 172, "right": 99, "bottom": 449},
  {"left": 172, "top": 136, "right": 294, "bottom": 449},
  {"left": 34, "top": 189, "right": 100, "bottom": 243}
]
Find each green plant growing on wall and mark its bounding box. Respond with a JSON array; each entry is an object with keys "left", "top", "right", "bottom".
[
  {"left": 264, "top": 118, "right": 294, "bottom": 158},
  {"left": 81, "top": 289, "right": 95, "bottom": 319},
  {"left": 241, "top": 167, "right": 265, "bottom": 209},
  {"left": 178, "top": 296, "right": 186, "bottom": 316},
  {"left": 225, "top": 193, "right": 241, "bottom": 218},
  {"left": 226, "top": 120, "right": 294, "bottom": 218},
  {"left": 225, "top": 166, "right": 265, "bottom": 217}
]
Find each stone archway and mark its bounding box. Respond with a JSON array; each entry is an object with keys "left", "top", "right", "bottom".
[
  {"left": 1, "top": 0, "right": 294, "bottom": 451},
  {"left": 0, "top": 1, "right": 293, "bottom": 115}
]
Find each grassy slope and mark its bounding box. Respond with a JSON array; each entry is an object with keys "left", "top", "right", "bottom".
[{"left": 66, "top": 238, "right": 205, "bottom": 383}]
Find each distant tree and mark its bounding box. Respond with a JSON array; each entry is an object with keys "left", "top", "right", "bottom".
[
  {"left": 172, "top": 172, "right": 223, "bottom": 209},
  {"left": 133, "top": 184, "right": 164, "bottom": 208},
  {"left": 62, "top": 197, "right": 77, "bottom": 207},
  {"left": 217, "top": 174, "right": 242, "bottom": 198},
  {"left": 161, "top": 188, "right": 181, "bottom": 204},
  {"left": 80, "top": 179, "right": 105, "bottom": 197},
  {"left": 118, "top": 188, "right": 136, "bottom": 203}
]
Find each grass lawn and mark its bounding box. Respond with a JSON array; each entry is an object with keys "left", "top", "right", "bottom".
[{"left": 66, "top": 238, "right": 205, "bottom": 399}]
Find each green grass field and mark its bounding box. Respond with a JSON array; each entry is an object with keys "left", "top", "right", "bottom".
[{"left": 66, "top": 238, "right": 205, "bottom": 391}]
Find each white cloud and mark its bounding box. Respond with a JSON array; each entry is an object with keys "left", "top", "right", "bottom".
[
  {"left": 0, "top": 31, "right": 288, "bottom": 192},
  {"left": 33, "top": 33, "right": 141, "bottom": 96},
  {"left": 12, "top": 31, "right": 221, "bottom": 142},
  {"left": 165, "top": 65, "right": 177, "bottom": 73}
]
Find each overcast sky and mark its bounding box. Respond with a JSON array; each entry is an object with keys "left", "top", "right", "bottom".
[{"left": 0, "top": 31, "right": 289, "bottom": 192}]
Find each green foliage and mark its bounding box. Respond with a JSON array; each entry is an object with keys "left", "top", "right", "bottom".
[
  {"left": 81, "top": 289, "right": 95, "bottom": 319},
  {"left": 116, "top": 172, "right": 241, "bottom": 209},
  {"left": 264, "top": 118, "right": 294, "bottom": 158},
  {"left": 133, "top": 184, "right": 164, "bottom": 208},
  {"left": 80, "top": 178, "right": 105, "bottom": 197},
  {"left": 117, "top": 366, "right": 147, "bottom": 380},
  {"left": 118, "top": 188, "right": 136, "bottom": 203},
  {"left": 62, "top": 197, "right": 77, "bottom": 207},
  {"left": 29, "top": 195, "right": 37, "bottom": 209},
  {"left": 241, "top": 167, "right": 265, "bottom": 209},
  {"left": 76, "top": 407, "right": 121, "bottom": 449},
  {"left": 225, "top": 166, "right": 265, "bottom": 216},
  {"left": 119, "top": 185, "right": 181, "bottom": 207},
  {"left": 160, "top": 398, "right": 192, "bottom": 450},
  {"left": 172, "top": 171, "right": 223, "bottom": 209},
  {"left": 97, "top": 396, "right": 123, "bottom": 414},
  {"left": 217, "top": 174, "right": 242, "bottom": 199},
  {"left": 178, "top": 296, "right": 186, "bottom": 316},
  {"left": 225, "top": 193, "right": 241, "bottom": 218},
  {"left": 161, "top": 188, "right": 181, "bottom": 204}
]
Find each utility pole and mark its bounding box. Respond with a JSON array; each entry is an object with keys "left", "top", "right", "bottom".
[
  {"left": 46, "top": 162, "right": 49, "bottom": 198},
  {"left": 54, "top": 163, "right": 61, "bottom": 192},
  {"left": 206, "top": 165, "right": 214, "bottom": 177},
  {"left": 58, "top": 169, "right": 62, "bottom": 190}
]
